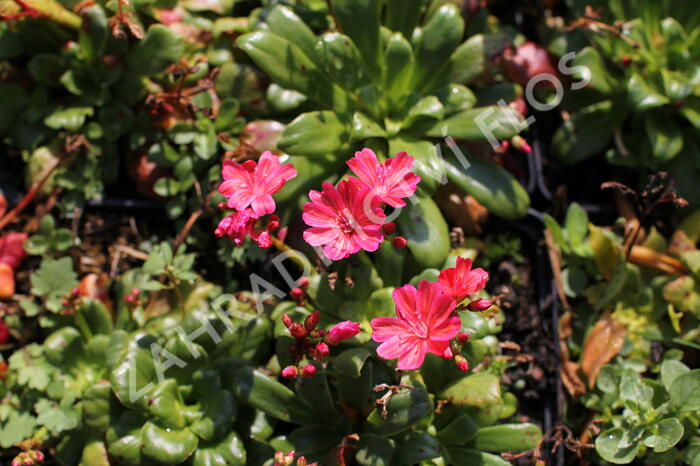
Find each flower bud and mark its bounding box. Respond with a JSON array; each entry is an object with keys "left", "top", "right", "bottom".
[
  {"left": 467, "top": 299, "right": 492, "bottom": 312},
  {"left": 72, "top": 287, "right": 80, "bottom": 296},
  {"left": 382, "top": 222, "right": 396, "bottom": 234},
  {"left": 457, "top": 332, "right": 470, "bottom": 344},
  {"left": 296, "top": 457, "right": 307, "bottom": 466},
  {"left": 281, "top": 366, "right": 298, "bottom": 379},
  {"left": 288, "top": 322, "right": 307, "bottom": 339},
  {"left": 297, "top": 276, "right": 309, "bottom": 289},
  {"left": 511, "top": 135, "right": 532, "bottom": 155},
  {"left": 281, "top": 313, "right": 294, "bottom": 328},
  {"left": 315, "top": 342, "right": 330, "bottom": 357},
  {"left": 302, "top": 364, "right": 317, "bottom": 378},
  {"left": 304, "top": 310, "right": 320, "bottom": 331},
  {"left": 392, "top": 236, "right": 407, "bottom": 249},
  {"left": 267, "top": 215, "right": 280, "bottom": 231},
  {"left": 441, "top": 347, "right": 453, "bottom": 359},
  {"left": 131, "top": 287, "right": 141, "bottom": 295},
  {"left": 290, "top": 287, "right": 304, "bottom": 302},
  {"left": 455, "top": 355, "right": 470, "bottom": 372},
  {"left": 326, "top": 321, "right": 360, "bottom": 345}
]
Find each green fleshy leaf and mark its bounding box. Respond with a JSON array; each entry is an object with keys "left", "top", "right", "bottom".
[
  {"left": 365, "top": 386, "right": 432, "bottom": 436},
  {"left": 277, "top": 111, "right": 350, "bottom": 157},
  {"left": 444, "top": 155, "right": 530, "bottom": 220},
  {"left": 596, "top": 427, "right": 640, "bottom": 464},
  {"left": 472, "top": 423, "right": 542, "bottom": 452},
  {"left": 333, "top": 348, "right": 372, "bottom": 378},
  {"left": 396, "top": 194, "right": 450, "bottom": 269},
  {"left": 425, "top": 105, "right": 523, "bottom": 141},
  {"left": 439, "top": 372, "right": 502, "bottom": 407},
  {"left": 191, "top": 432, "right": 247, "bottom": 466},
  {"left": 127, "top": 25, "right": 183, "bottom": 76},
  {"left": 669, "top": 369, "right": 700, "bottom": 412},
  {"left": 141, "top": 421, "right": 198, "bottom": 464},
  {"left": 231, "top": 367, "right": 313, "bottom": 424}
]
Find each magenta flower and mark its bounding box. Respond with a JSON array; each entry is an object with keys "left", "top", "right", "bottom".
[
  {"left": 218, "top": 151, "right": 297, "bottom": 217},
  {"left": 302, "top": 179, "right": 385, "bottom": 261},
  {"left": 438, "top": 257, "right": 489, "bottom": 301},
  {"left": 214, "top": 209, "right": 255, "bottom": 246},
  {"left": 370, "top": 280, "right": 461, "bottom": 370},
  {"left": 326, "top": 321, "right": 361, "bottom": 345},
  {"left": 347, "top": 148, "right": 421, "bottom": 208}
]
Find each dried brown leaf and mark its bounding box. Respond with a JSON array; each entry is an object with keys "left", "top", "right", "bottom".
[{"left": 580, "top": 312, "right": 626, "bottom": 389}]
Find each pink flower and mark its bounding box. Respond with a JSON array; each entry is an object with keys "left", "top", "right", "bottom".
[
  {"left": 215, "top": 209, "right": 255, "bottom": 246},
  {"left": 370, "top": 280, "right": 461, "bottom": 370},
  {"left": 218, "top": 151, "right": 297, "bottom": 217},
  {"left": 281, "top": 366, "right": 298, "bottom": 378},
  {"left": 326, "top": 321, "right": 361, "bottom": 345},
  {"left": 438, "top": 257, "right": 489, "bottom": 301},
  {"left": 347, "top": 148, "right": 420, "bottom": 208},
  {"left": 302, "top": 179, "right": 385, "bottom": 261}
]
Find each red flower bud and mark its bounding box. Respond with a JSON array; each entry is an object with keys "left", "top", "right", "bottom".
[
  {"left": 326, "top": 321, "right": 360, "bottom": 345},
  {"left": 382, "top": 222, "right": 396, "bottom": 234},
  {"left": 467, "top": 299, "right": 492, "bottom": 312},
  {"left": 315, "top": 342, "right": 330, "bottom": 357},
  {"left": 281, "top": 313, "right": 294, "bottom": 328},
  {"left": 290, "top": 287, "right": 304, "bottom": 302},
  {"left": 131, "top": 287, "right": 141, "bottom": 295},
  {"left": 457, "top": 332, "right": 470, "bottom": 344},
  {"left": 302, "top": 364, "right": 317, "bottom": 378},
  {"left": 392, "top": 236, "right": 407, "bottom": 249},
  {"left": 304, "top": 310, "right": 320, "bottom": 331},
  {"left": 288, "top": 322, "right": 307, "bottom": 339},
  {"left": 455, "top": 355, "right": 470, "bottom": 372},
  {"left": 297, "top": 276, "right": 310, "bottom": 289},
  {"left": 281, "top": 366, "right": 298, "bottom": 379}
]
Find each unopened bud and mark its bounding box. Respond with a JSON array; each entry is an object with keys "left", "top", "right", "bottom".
[
  {"left": 467, "top": 299, "right": 492, "bottom": 312},
  {"left": 281, "top": 366, "right": 298, "bottom": 379},
  {"left": 296, "top": 456, "right": 307, "bottom": 466},
  {"left": 457, "top": 332, "right": 470, "bottom": 344},
  {"left": 315, "top": 342, "right": 330, "bottom": 357},
  {"left": 392, "top": 236, "right": 407, "bottom": 248},
  {"left": 267, "top": 216, "right": 280, "bottom": 231},
  {"left": 297, "top": 276, "right": 310, "bottom": 289},
  {"left": 304, "top": 310, "right": 320, "bottom": 331},
  {"left": 511, "top": 135, "right": 531, "bottom": 155},
  {"left": 302, "top": 364, "right": 317, "bottom": 378},
  {"left": 382, "top": 222, "right": 396, "bottom": 234},
  {"left": 72, "top": 287, "right": 80, "bottom": 296},
  {"left": 131, "top": 287, "right": 141, "bottom": 295},
  {"left": 290, "top": 287, "right": 304, "bottom": 302},
  {"left": 282, "top": 313, "right": 294, "bottom": 329},
  {"left": 34, "top": 452, "right": 44, "bottom": 462},
  {"left": 288, "top": 322, "right": 307, "bottom": 339},
  {"left": 455, "top": 355, "right": 470, "bottom": 372}
]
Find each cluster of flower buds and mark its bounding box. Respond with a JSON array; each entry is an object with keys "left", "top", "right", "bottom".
[
  {"left": 123, "top": 287, "right": 142, "bottom": 308},
  {"left": 280, "top": 311, "right": 360, "bottom": 379},
  {"left": 442, "top": 331, "right": 471, "bottom": 373},
  {"left": 273, "top": 450, "right": 316, "bottom": 466},
  {"left": 60, "top": 287, "right": 82, "bottom": 314},
  {"left": 381, "top": 222, "right": 407, "bottom": 249},
  {"left": 11, "top": 450, "right": 44, "bottom": 466}
]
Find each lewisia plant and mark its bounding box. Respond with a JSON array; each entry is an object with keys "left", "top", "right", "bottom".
[
  {"left": 302, "top": 148, "right": 420, "bottom": 261},
  {"left": 371, "top": 258, "right": 491, "bottom": 372}
]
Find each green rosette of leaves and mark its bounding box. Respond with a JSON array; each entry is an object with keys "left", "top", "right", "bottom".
[
  {"left": 229, "top": 258, "right": 541, "bottom": 465},
  {"left": 550, "top": 0, "right": 700, "bottom": 203}
]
